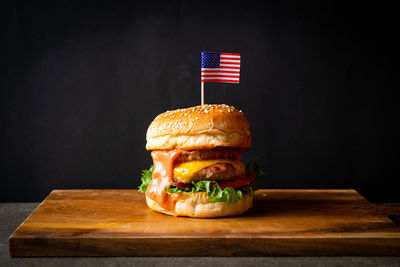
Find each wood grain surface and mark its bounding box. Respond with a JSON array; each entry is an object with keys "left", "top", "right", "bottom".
[{"left": 8, "top": 189, "right": 400, "bottom": 256}]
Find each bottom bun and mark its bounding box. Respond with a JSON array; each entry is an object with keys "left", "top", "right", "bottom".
[{"left": 145, "top": 190, "right": 253, "bottom": 218}]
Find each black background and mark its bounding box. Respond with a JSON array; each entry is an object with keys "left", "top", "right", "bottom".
[{"left": 1, "top": 1, "right": 399, "bottom": 202}]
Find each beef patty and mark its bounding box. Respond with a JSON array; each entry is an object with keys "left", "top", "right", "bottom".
[{"left": 173, "top": 148, "right": 245, "bottom": 183}]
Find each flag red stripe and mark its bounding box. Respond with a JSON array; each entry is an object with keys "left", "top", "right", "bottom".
[
  {"left": 201, "top": 74, "right": 239, "bottom": 78},
  {"left": 216, "top": 65, "right": 240, "bottom": 70},
  {"left": 220, "top": 62, "right": 240, "bottom": 65},
  {"left": 202, "top": 79, "right": 239, "bottom": 83},
  {"left": 220, "top": 53, "right": 240, "bottom": 56},
  {"left": 220, "top": 58, "right": 240, "bottom": 61},
  {"left": 201, "top": 68, "right": 240, "bottom": 71},
  {"left": 202, "top": 70, "right": 240, "bottom": 73},
  {"left": 202, "top": 77, "right": 240, "bottom": 80},
  {"left": 220, "top": 61, "right": 241, "bottom": 64}
]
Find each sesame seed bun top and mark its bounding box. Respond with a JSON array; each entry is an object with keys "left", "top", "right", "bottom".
[{"left": 146, "top": 104, "right": 251, "bottom": 151}]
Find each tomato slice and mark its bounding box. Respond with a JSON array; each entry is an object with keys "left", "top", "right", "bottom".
[{"left": 218, "top": 171, "right": 256, "bottom": 190}]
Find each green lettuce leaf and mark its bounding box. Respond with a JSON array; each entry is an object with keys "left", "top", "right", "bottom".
[
  {"left": 138, "top": 158, "right": 265, "bottom": 204},
  {"left": 138, "top": 165, "right": 154, "bottom": 193},
  {"left": 165, "top": 180, "right": 248, "bottom": 204}
]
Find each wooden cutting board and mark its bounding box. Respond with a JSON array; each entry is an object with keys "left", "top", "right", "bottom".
[{"left": 9, "top": 189, "right": 400, "bottom": 256}]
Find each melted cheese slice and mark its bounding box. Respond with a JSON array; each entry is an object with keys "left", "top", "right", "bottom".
[{"left": 173, "top": 159, "right": 244, "bottom": 183}]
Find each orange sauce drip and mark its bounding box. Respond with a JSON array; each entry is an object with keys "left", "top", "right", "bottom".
[{"left": 146, "top": 150, "right": 182, "bottom": 210}]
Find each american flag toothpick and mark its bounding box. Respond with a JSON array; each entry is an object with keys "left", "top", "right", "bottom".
[{"left": 200, "top": 52, "right": 241, "bottom": 105}]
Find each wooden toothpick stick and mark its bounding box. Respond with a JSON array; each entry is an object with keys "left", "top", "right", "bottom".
[{"left": 201, "top": 82, "right": 205, "bottom": 105}]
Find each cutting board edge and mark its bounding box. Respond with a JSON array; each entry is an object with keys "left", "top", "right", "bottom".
[{"left": 9, "top": 236, "right": 400, "bottom": 257}]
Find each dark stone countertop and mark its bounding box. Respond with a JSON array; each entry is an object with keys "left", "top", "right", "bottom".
[{"left": 1, "top": 202, "right": 400, "bottom": 267}]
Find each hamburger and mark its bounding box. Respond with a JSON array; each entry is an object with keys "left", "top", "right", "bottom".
[{"left": 138, "top": 104, "right": 262, "bottom": 218}]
